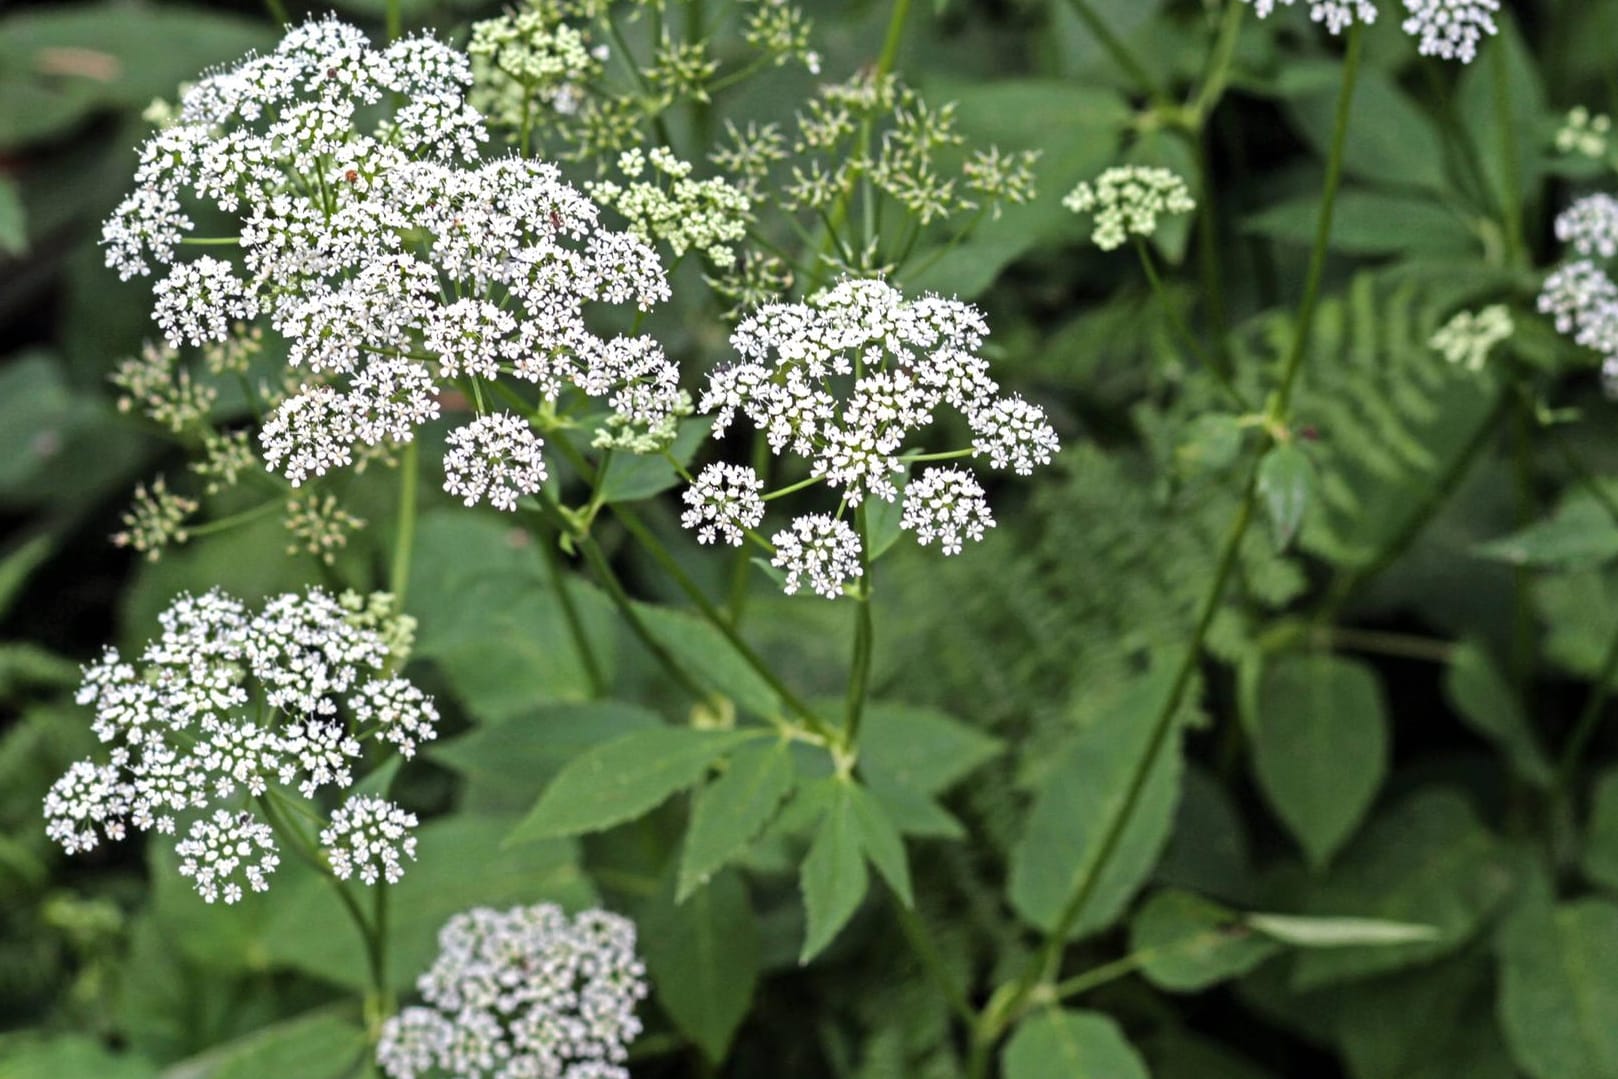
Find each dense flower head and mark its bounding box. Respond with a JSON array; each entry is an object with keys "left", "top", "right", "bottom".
[
  {"left": 1429, "top": 305, "right": 1514, "bottom": 372},
  {"left": 104, "top": 17, "right": 677, "bottom": 496},
  {"left": 901, "top": 467, "right": 996, "bottom": 555},
  {"left": 44, "top": 587, "right": 433, "bottom": 902},
  {"left": 443, "top": 412, "right": 550, "bottom": 512},
  {"left": 1063, "top": 167, "right": 1195, "bottom": 252},
  {"left": 1401, "top": 0, "right": 1500, "bottom": 63},
  {"left": 771, "top": 514, "right": 864, "bottom": 598},
  {"left": 1541, "top": 185, "right": 1618, "bottom": 370},
  {"left": 377, "top": 903, "right": 647, "bottom": 1079},
  {"left": 1557, "top": 194, "right": 1618, "bottom": 260},
  {"left": 681, "top": 462, "right": 766, "bottom": 546},
  {"left": 1239, "top": 0, "right": 1378, "bottom": 36},
  {"left": 321, "top": 794, "right": 419, "bottom": 885}
]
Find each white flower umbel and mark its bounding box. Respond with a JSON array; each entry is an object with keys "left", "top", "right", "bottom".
[
  {"left": 1557, "top": 194, "right": 1618, "bottom": 261},
  {"left": 1401, "top": 0, "right": 1500, "bottom": 63},
  {"left": 176, "top": 809, "right": 280, "bottom": 904},
  {"left": 1063, "top": 167, "right": 1195, "bottom": 252},
  {"left": 771, "top": 514, "right": 864, "bottom": 598},
  {"left": 44, "top": 587, "right": 436, "bottom": 904},
  {"left": 1430, "top": 305, "right": 1514, "bottom": 371},
  {"left": 377, "top": 904, "right": 647, "bottom": 1079},
  {"left": 443, "top": 412, "right": 549, "bottom": 512},
  {"left": 1239, "top": 0, "right": 1378, "bottom": 35},
  {"left": 971, "top": 395, "right": 1062, "bottom": 475},
  {"left": 104, "top": 17, "right": 678, "bottom": 491},
  {"left": 901, "top": 467, "right": 996, "bottom": 555},
  {"left": 681, "top": 462, "right": 766, "bottom": 546},
  {"left": 321, "top": 795, "right": 419, "bottom": 885}
]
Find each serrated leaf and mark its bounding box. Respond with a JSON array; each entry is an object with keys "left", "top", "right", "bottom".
[
  {"left": 1002, "top": 1009, "right": 1150, "bottom": 1079},
  {"left": 1251, "top": 653, "right": 1388, "bottom": 868},
  {"left": 509, "top": 728, "right": 760, "bottom": 843},
  {"left": 594, "top": 417, "right": 713, "bottom": 504},
  {"left": 848, "top": 782, "right": 913, "bottom": 907},
  {"left": 1129, "top": 890, "right": 1279, "bottom": 992},
  {"left": 1498, "top": 895, "right": 1618, "bottom": 1079},
  {"left": 640, "top": 870, "right": 758, "bottom": 1064},
  {"left": 799, "top": 780, "right": 868, "bottom": 963},
  {"left": 1443, "top": 641, "right": 1553, "bottom": 787},
  {"left": 1010, "top": 671, "right": 1184, "bottom": 940},
  {"left": 633, "top": 604, "right": 782, "bottom": 719},
  {"left": 1476, "top": 497, "right": 1618, "bottom": 569},
  {"left": 860, "top": 702, "right": 1001, "bottom": 795},
  {"left": 1244, "top": 913, "right": 1438, "bottom": 947},
  {"left": 1256, "top": 443, "right": 1315, "bottom": 551},
  {"left": 678, "top": 739, "right": 796, "bottom": 901},
  {"left": 863, "top": 768, "right": 965, "bottom": 839}
]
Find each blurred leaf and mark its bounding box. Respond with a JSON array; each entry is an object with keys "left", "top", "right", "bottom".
[
  {"left": 799, "top": 779, "right": 867, "bottom": 962},
  {"left": 595, "top": 417, "right": 713, "bottom": 504},
  {"left": 1442, "top": 640, "right": 1553, "bottom": 787},
  {"left": 1251, "top": 653, "right": 1388, "bottom": 868},
  {"left": 848, "top": 780, "right": 913, "bottom": 907},
  {"left": 1583, "top": 769, "right": 1618, "bottom": 893},
  {"left": 1010, "top": 671, "right": 1183, "bottom": 940},
  {"left": 1333, "top": 953, "right": 1512, "bottom": 1079},
  {"left": 1244, "top": 190, "right": 1474, "bottom": 256},
  {"left": 1456, "top": 15, "right": 1547, "bottom": 234},
  {"left": 160, "top": 1010, "right": 363, "bottom": 1079},
  {"left": 862, "top": 768, "right": 965, "bottom": 839},
  {"left": 1002, "top": 1009, "right": 1150, "bottom": 1079},
  {"left": 859, "top": 702, "right": 1001, "bottom": 795},
  {"left": 0, "top": 352, "right": 144, "bottom": 508},
  {"left": 1154, "top": 764, "right": 1255, "bottom": 905},
  {"left": 1498, "top": 895, "right": 1618, "bottom": 1079},
  {"left": 1256, "top": 444, "right": 1315, "bottom": 551},
  {"left": 0, "top": 1035, "right": 156, "bottom": 1079},
  {"left": 1129, "top": 890, "right": 1279, "bottom": 992},
  {"left": 1476, "top": 496, "right": 1618, "bottom": 569},
  {"left": 634, "top": 603, "right": 781, "bottom": 719},
  {"left": 1284, "top": 67, "right": 1448, "bottom": 192},
  {"left": 0, "top": 177, "right": 26, "bottom": 257},
  {"left": 641, "top": 870, "right": 758, "bottom": 1063},
  {"left": 678, "top": 738, "right": 796, "bottom": 901}
]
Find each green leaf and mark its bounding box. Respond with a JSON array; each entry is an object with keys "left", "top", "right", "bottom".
[
  {"left": 509, "top": 728, "right": 760, "bottom": 843},
  {"left": 1244, "top": 913, "right": 1438, "bottom": 948},
  {"left": 1334, "top": 954, "right": 1513, "bottom": 1079},
  {"left": 1457, "top": 14, "right": 1546, "bottom": 235},
  {"left": 1243, "top": 189, "right": 1473, "bottom": 256},
  {"left": 1010, "top": 671, "right": 1184, "bottom": 940},
  {"left": 798, "top": 780, "right": 868, "bottom": 962},
  {"left": 0, "top": 1035, "right": 156, "bottom": 1079},
  {"left": 863, "top": 767, "right": 966, "bottom": 839},
  {"left": 0, "top": 176, "right": 26, "bottom": 257},
  {"left": 1002, "top": 1009, "right": 1150, "bottom": 1079},
  {"left": 1583, "top": 769, "right": 1618, "bottom": 893},
  {"left": 1128, "top": 890, "right": 1279, "bottom": 992},
  {"left": 633, "top": 603, "right": 782, "bottom": 718},
  {"left": 594, "top": 417, "right": 713, "bottom": 504},
  {"left": 1256, "top": 444, "right": 1315, "bottom": 551},
  {"left": 1476, "top": 496, "right": 1618, "bottom": 569},
  {"left": 264, "top": 816, "right": 594, "bottom": 992},
  {"left": 1251, "top": 653, "right": 1388, "bottom": 868},
  {"left": 639, "top": 870, "right": 758, "bottom": 1064},
  {"left": 848, "top": 782, "right": 913, "bottom": 907},
  {"left": 160, "top": 1010, "right": 364, "bottom": 1079},
  {"left": 1289, "top": 789, "right": 1512, "bottom": 989},
  {"left": 1498, "top": 896, "right": 1618, "bottom": 1079},
  {"left": 1176, "top": 415, "right": 1246, "bottom": 475},
  {"left": 429, "top": 702, "right": 663, "bottom": 809},
  {"left": 678, "top": 739, "right": 796, "bottom": 901},
  {"left": 1443, "top": 641, "right": 1553, "bottom": 787},
  {"left": 859, "top": 702, "right": 1001, "bottom": 794},
  {"left": 1284, "top": 67, "right": 1449, "bottom": 191}
]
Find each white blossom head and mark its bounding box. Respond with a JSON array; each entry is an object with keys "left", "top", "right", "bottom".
[
  {"left": 1239, "top": 0, "right": 1378, "bottom": 36},
  {"left": 321, "top": 795, "right": 419, "bottom": 885},
  {"left": 1401, "top": 0, "right": 1500, "bottom": 63},
  {"left": 681, "top": 462, "right": 766, "bottom": 546},
  {"left": 1540, "top": 186, "right": 1618, "bottom": 372},
  {"left": 443, "top": 413, "right": 549, "bottom": 512},
  {"left": 771, "top": 514, "right": 864, "bottom": 598},
  {"left": 45, "top": 587, "right": 437, "bottom": 903},
  {"left": 1063, "top": 167, "right": 1195, "bottom": 252},
  {"left": 377, "top": 904, "right": 647, "bottom": 1079},
  {"left": 901, "top": 467, "right": 996, "bottom": 555}
]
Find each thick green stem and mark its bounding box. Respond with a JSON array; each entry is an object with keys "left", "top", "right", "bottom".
[
  {"left": 842, "top": 503, "right": 876, "bottom": 751},
  {"left": 390, "top": 439, "right": 418, "bottom": 607},
  {"left": 1491, "top": 39, "right": 1526, "bottom": 267},
  {"left": 1187, "top": 0, "right": 1246, "bottom": 123},
  {"left": 263, "top": 0, "right": 289, "bottom": 26},
  {"left": 385, "top": 0, "right": 401, "bottom": 41}
]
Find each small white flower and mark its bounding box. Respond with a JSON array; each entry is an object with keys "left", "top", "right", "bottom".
[
  {"left": 443, "top": 413, "right": 549, "bottom": 512},
  {"left": 1063, "top": 167, "right": 1195, "bottom": 252},
  {"left": 321, "top": 795, "right": 419, "bottom": 885},
  {"left": 152, "top": 257, "right": 259, "bottom": 347},
  {"left": 902, "top": 468, "right": 996, "bottom": 555},
  {"left": 1239, "top": 0, "right": 1378, "bottom": 35},
  {"left": 1557, "top": 194, "right": 1618, "bottom": 261},
  {"left": 377, "top": 904, "right": 647, "bottom": 1079},
  {"left": 1401, "top": 0, "right": 1499, "bottom": 63},
  {"left": 351, "top": 678, "right": 440, "bottom": 758},
  {"left": 771, "top": 514, "right": 863, "bottom": 598},
  {"left": 681, "top": 463, "right": 766, "bottom": 546},
  {"left": 44, "top": 760, "right": 132, "bottom": 854},
  {"left": 970, "top": 395, "right": 1061, "bottom": 475},
  {"left": 176, "top": 809, "right": 280, "bottom": 904}
]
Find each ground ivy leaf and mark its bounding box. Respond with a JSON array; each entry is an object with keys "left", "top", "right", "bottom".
[
  {"left": 508, "top": 728, "right": 760, "bottom": 843},
  {"left": 1129, "top": 889, "right": 1279, "bottom": 992},
  {"left": 677, "top": 739, "right": 796, "bottom": 902}
]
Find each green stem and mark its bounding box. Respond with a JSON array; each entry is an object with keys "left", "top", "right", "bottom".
[
  {"left": 187, "top": 498, "right": 283, "bottom": 538},
  {"left": 762, "top": 474, "right": 824, "bottom": 502},
  {"left": 842, "top": 503, "right": 875, "bottom": 751},
  {"left": 385, "top": 0, "right": 401, "bottom": 41},
  {"left": 1556, "top": 625, "right": 1618, "bottom": 793},
  {"left": 390, "top": 440, "right": 418, "bottom": 607},
  {"left": 1133, "top": 238, "right": 1245, "bottom": 408},
  {"left": 536, "top": 519, "right": 607, "bottom": 698},
  {"left": 1060, "top": 0, "right": 1167, "bottom": 105},
  {"left": 1320, "top": 626, "right": 1457, "bottom": 665},
  {"left": 1491, "top": 39, "right": 1526, "bottom": 267},
  {"left": 263, "top": 0, "right": 288, "bottom": 26},
  {"left": 728, "top": 433, "right": 773, "bottom": 618},
  {"left": 1187, "top": 0, "right": 1245, "bottom": 124}
]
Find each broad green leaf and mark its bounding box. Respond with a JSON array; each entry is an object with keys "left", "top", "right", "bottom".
[
  {"left": 634, "top": 604, "right": 782, "bottom": 719},
  {"left": 1538, "top": 568, "right": 1618, "bottom": 679},
  {"left": 429, "top": 702, "right": 663, "bottom": 809},
  {"left": 1256, "top": 444, "right": 1315, "bottom": 551},
  {"left": 848, "top": 782, "right": 913, "bottom": 907},
  {"left": 864, "top": 768, "right": 966, "bottom": 839},
  {"left": 1154, "top": 764, "right": 1255, "bottom": 905},
  {"left": 1443, "top": 641, "right": 1553, "bottom": 787},
  {"left": 1129, "top": 890, "right": 1279, "bottom": 992},
  {"left": 1476, "top": 497, "right": 1618, "bottom": 569},
  {"left": 160, "top": 1010, "right": 364, "bottom": 1079},
  {"left": 1498, "top": 896, "right": 1618, "bottom": 1079},
  {"left": 859, "top": 702, "right": 1001, "bottom": 794},
  {"left": 1146, "top": 1030, "right": 1277, "bottom": 1079},
  {"left": 1244, "top": 913, "right": 1438, "bottom": 947},
  {"left": 0, "top": 353, "right": 144, "bottom": 507},
  {"left": 678, "top": 739, "right": 796, "bottom": 901},
  {"left": 1010, "top": 671, "right": 1184, "bottom": 940},
  {"left": 0, "top": 177, "right": 25, "bottom": 257},
  {"left": 0, "top": 1035, "right": 156, "bottom": 1079},
  {"left": 1244, "top": 189, "right": 1473, "bottom": 256},
  {"left": 1251, "top": 653, "right": 1388, "bottom": 868},
  {"left": 799, "top": 780, "right": 868, "bottom": 962},
  {"left": 1285, "top": 68, "right": 1448, "bottom": 191},
  {"left": 1048, "top": 0, "right": 1168, "bottom": 79},
  {"left": 264, "top": 816, "right": 594, "bottom": 992},
  {"left": 1583, "top": 769, "right": 1618, "bottom": 893},
  {"left": 640, "top": 871, "right": 758, "bottom": 1064},
  {"left": 594, "top": 417, "right": 713, "bottom": 504},
  {"left": 509, "top": 728, "right": 760, "bottom": 842},
  {"left": 1290, "top": 789, "right": 1511, "bottom": 989},
  {"left": 1176, "top": 415, "right": 1246, "bottom": 475},
  {"left": 1333, "top": 954, "right": 1513, "bottom": 1079},
  {"left": 1457, "top": 15, "right": 1547, "bottom": 236},
  {"left": 1002, "top": 1009, "right": 1150, "bottom": 1079}
]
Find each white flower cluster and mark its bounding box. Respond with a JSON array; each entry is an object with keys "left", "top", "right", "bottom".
[
  {"left": 1063, "top": 167, "right": 1195, "bottom": 252},
  {"left": 1240, "top": 0, "right": 1500, "bottom": 59},
  {"left": 103, "top": 18, "right": 680, "bottom": 504},
  {"left": 1540, "top": 194, "right": 1618, "bottom": 377},
  {"left": 900, "top": 467, "right": 995, "bottom": 555},
  {"left": 1429, "top": 305, "right": 1513, "bottom": 371},
  {"left": 443, "top": 413, "right": 550, "bottom": 512},
  {"left": 43, "top": 588, "right": 434, "bottom": 903},
  {"left": 377, "top": 904, "right": 647, "bottom": 1079},
  {"left": 691, "top": 278, "right": 1055, "bottom": 596},
  {"left": 321, "top": 794, "right": 419, "bottom": 885}
]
